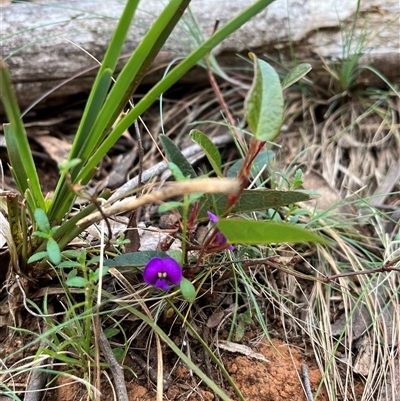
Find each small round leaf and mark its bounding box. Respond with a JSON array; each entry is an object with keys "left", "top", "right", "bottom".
[{"left": 180, "top": 278, "right": 196, "bottom": 303}]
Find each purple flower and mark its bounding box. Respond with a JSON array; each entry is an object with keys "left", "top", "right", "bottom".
[
  {"left": 143, "top": 257, "right": 183, "bottom": 290},
  {"left": 207, "top": 211, "right": 234, "bottom": 251}
]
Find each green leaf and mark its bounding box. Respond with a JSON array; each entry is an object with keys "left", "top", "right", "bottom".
[
  {"left": 46, "top": 238, "right": 61, "bottom": 265},
  {"left": 103, "top": 251, "right": 168, "bottom": 267},
  {"left": 34, "top": 208, "right": 50, "bottom": 233},
  {"left": 112, "top": 347, "right": 125, "bottom": 362},
  {"left": 90, "top": 266, "right": 109, "bottom": 282},
  {"left": 27, "top": 251, "right": 48, "bottom": 264},
  {"left": 32, "top": 231, "right": 50, "bottom": 239},
  {"left": 196, "top": 189, "right": 310, "bottom": 219},
  {"left": 167, "top": 250, "right": 183, "bottom": 265},
  {"left": 58, "top": 261, "right": 82, "bottom": 269},
  {"left": 189, "top": 129, "right": 222, "bottom": 176},
  {"left": 68, "top": 69, "right": 113, "bottom": 167},
  {"left": 227, "top": 150, "right": 275, "bottom": 178},
  {"left": 160, "top": 135, "right": 197, "bottom": 179},
  {"left": 61, "top": 250, "right": 82, "bottom": 259},
  {"left": 180, "top": 278, "right": 196, "bottom": 303},
  {"left": 281, "top": 63, "right": 312, "bottom": 90},
  {"left": 235, "top": 311, "right": 254, "bottom": 341},
  {"left": 77, "top": 248, "right": 87, "bottom": 265},
  {"left": 217, "top": 219, "right": 326, "bottom": 244},
  {"left": 66, "top": 270, "right": 88, "bottom": 288},
  {"left": 292, "top": 169, "right": 304, "bottom": 188},
  {"left": 245, "top": 53, "right": 283, "bottom": 141},
  {"left": 72, "top": 0, "right": 193, "bottom": 192},
  {"left": 104, "top": 328, "right": 120, "bottom": 339},
  {"left": 168, "top": 162, "right": 187, "bottom": 181}
]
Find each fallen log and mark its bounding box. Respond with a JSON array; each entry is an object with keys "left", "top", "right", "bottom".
[{"left": 2, "top": 0, "right": 399, "bottom": 111}]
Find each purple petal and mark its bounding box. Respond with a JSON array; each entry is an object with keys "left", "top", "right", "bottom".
[
  {"left": 215, "top": 232, "right": 227, "bottom": 246},
  {"left": 162, "top": 257, "right": 183, "bottom": 285},
  {"left": 143, "top": 257, "right": 164, "bottom": 285},
  {"left": 154, "top": 278, "right": 170, "bottom": 291},
  {"left": 214, "top": 231, "right": 234, "bottom": 251},
  {"left": 207, "top": 211, "right": 219, "bottom": 223}
]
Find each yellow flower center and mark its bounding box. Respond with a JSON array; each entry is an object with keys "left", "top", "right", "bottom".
[{"left": 157, "top": 272, "right": 167, "bottom": 278}]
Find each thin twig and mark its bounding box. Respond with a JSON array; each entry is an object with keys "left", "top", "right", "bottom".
[
  {"left": 323, "top": 254, "right": 400, "bottom": 282},
  {"left": 301, "top": 364, "right": 313, "bottom": 401},
  {"left": 25, "top": 318, "right": 52, "bottom": 401},
  {"left": 77, "top": 178, "right": 239, "bottom": 227},
  {"left": 99, "top": 326, "right": 129, "bottom": 401}
]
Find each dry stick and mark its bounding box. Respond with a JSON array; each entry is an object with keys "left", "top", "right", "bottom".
[
  {"left": 77, "top": 178, "right": 239, "bottom": 227},
  {"left": 301, "top": 364, "right": 313, "bottom": 401},
  {"left": 94, "top": 217, "right": 107, "bottom": 401},
  {"left": 25, "top": 317, "right": 52, "bottom": 401},
  {"left": 206, "top": 255, "right": 400, "bottom": 288},
  {"left": 98, "top": 326, "right": 129, "bottom": 401},
  {"left": 322, "top": 254, "right": 400, "bottom": 282}
]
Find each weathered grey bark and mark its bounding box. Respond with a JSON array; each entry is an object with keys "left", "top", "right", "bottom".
[{"left": 1, "top": 0, "right": 399, "bottom": 110}]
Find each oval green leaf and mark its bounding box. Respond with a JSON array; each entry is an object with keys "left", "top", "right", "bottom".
[
  {"left": 27, "top": 251, "right": 48, "bottom": 264},
  {"left": 245, "top": 53, "right": 283, "bottom": 141},
  {"left": 281, "top": 63, "right": 312, "bottom": 90},
  {"left": 47, "top": 237, "right": 61, "bottom": 265},
  {"left": 180, "top": 277, "right": 196, "bottom": 303},
  {"left": 160, "top": 134, "right": 197, "bottom": 179},
  {"left": 34, "top": 208, "right": 50, "bottom": 233},
  {"left": 66, "top": 269, "right": 88, "bottom": 287},
  {"left": 282, "top": 63, "right": 312, "bottom": 89},
  {"left": 189, "top": 129, "right": 222, "bottom": 177},
  {"left": 217, "top": 219, "right": 326, "bottom": 244},
  {"left": 196, "top": 189, "right": 310, "bottom": 219}
]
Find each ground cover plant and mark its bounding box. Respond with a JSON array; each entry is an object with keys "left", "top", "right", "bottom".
[{"left": 0, "top": 0, "right": 399, "bottom": 400}]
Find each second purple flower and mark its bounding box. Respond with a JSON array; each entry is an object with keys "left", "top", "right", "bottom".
[{"left": 207, "top": 211, "right": 234, "bottom": 251}]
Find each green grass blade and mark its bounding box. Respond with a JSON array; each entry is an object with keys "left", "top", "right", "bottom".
[
  {"left": 0, "top": 59, "right": 45, "bottom": 213},
  {"left": 48, "top": 0, "right": 191, "bottom": 224},
  {"left": 68, "top": 68, "right": 113, "bottom": 164},
  {"left": 77, "top": 0, "right": 277, "bottom": 184},
  {"left": 86, "top": 0, "right": 192, "bottom": 150},
  {"left": 68, "top": 0, "right": 141, "bottom": 163},
  {"left": 48, "top": 0, "right": 140, "bottom": 223},
  {"left": 125, "top": 305, "right": 232, "bottom": 401},
  {"left": 360, "top": 65, "right": 400, "bottom": 98}
]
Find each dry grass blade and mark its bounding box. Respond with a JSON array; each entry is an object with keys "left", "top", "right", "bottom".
[{"left": 78, "top": 178, "right": 239, "bottom": 226}]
